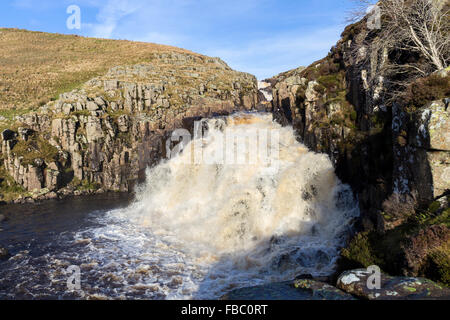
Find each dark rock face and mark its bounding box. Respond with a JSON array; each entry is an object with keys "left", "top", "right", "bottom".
[
  {"left": 337, "top": 269, "right": 450, "bottom": 300},
  {"left": 267, "top": 16, "right": 449, "bottom": 289},
  {"left": 1, "top": 130, "right": 16, "bottom": 142},
  {"left": 293, "top": 279, "right": 356, "bottom": 300},
  {"left": 267, "top": 20, "right": 449, "bottom": 228}
]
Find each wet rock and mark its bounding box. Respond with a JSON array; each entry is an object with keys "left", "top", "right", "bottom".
[
  {"left": 0, "top": 214, "right": 6, "bottom": 223},
  {"left": 45, "top": 191, "right": 58, "bottom": 200},
  {"left": 293, "top": 279, "right": 355, "bottom": 300},
  {"left": 337, "top": 269, "right": 450, "bottom": 300},
  {"left": 222, "top": 280, "right": 355, "bottom": 300}
]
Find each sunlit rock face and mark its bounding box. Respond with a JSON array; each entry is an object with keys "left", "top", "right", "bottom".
[{"left": 1, "top": 52, "right": 259, "bottom": 201}]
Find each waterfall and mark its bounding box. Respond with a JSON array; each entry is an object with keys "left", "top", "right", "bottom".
[
  {"left": 112, "top": 112, "right": 359, "bottom": 298},
  {"left": 0, "top": 112, "right": 359, "bottom": 300}
]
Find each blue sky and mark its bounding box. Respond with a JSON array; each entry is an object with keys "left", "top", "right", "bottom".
[{"left": 1, "top": 0, "right": 358, "bottom": 79}]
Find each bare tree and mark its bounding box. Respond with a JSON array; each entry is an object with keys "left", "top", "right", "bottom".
[
  {"left": 346, "top": 0, "right": 378, "bottom": 23},
  {"left": 346, "top": 0, "right": 449, "bottom": 104},
  {"left": 350, "top": 0, "right": 449, "bottom": 74},
  {"left": 382, "top": 0, "right": 449, "bottom": 72}
]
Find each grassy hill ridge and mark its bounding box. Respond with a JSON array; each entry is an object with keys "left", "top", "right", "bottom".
[{"left": 0, "top": 28, "right": 206, "bottom": 117}]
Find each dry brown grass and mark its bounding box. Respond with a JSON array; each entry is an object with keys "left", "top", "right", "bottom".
[{"left": 0, "top": 28, "right": 201, "bottom": 116}]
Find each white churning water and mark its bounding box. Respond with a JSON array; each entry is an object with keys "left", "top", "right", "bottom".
[
  {"left": 0, "top": 113, "right": 359, "bottom": 300},
  {"left": 80, "top": 113, "right": 359, "bottom": 299}
]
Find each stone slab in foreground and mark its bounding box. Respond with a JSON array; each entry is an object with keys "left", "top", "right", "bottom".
[{"left": 337, "top": 269, "right": 450, "bottom": 300}]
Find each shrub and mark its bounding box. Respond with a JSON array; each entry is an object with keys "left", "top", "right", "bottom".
[
  {"left": 382, "top": 193, "right": 416, "bottom": 220},
  {"left": 423, "top": 244, "right": 450, "bottom": 287},
  {"left": 11, "top": 134, "right": 59, "bottom": 166},
  {"left": 341, "top": 232, "right": 383, "bottom": 269},
  {"left": 405, "top": 74, "right": 450, "bottom": 108}
]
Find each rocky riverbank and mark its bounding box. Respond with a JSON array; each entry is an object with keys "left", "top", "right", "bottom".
[{"left": 223, "top": 269, "right": 450, "bottom": 300}]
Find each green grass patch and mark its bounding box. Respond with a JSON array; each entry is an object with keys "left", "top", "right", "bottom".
[{"left": 11, "top": 134, "right": 59, "bottom": 166}]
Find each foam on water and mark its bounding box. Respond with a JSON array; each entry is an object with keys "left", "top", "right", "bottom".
[{"left": 0, "top": 113, "right": 359, "bottom": 300}]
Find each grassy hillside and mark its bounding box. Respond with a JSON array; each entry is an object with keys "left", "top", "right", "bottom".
[{"left": 0, "top": 28, "right": 201, "bottom": 118}]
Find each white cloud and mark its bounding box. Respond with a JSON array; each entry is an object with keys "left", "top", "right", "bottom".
[{"left": 84, "top": 0, "right": 144, "bottom": 38}]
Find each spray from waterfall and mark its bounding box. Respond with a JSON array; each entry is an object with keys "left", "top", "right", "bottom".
[{"left": 118, "top": 112, "right": 360, "bottom": 297}]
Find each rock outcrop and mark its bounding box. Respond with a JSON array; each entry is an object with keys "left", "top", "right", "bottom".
[
  {"left": 268, "top": 19, "right": 449, "bottom": 228},
  {"left": 337, "top": 269, "right": 450, "bottom": 300},
  {"left": 222, "top": 268, "right": 450, "bottom": 300},
  {"left": 267, "top": 12, "right": 449, "bottom": 287},
  {"left": 0, "top": 52, "right": 258, "bottom": 201}
]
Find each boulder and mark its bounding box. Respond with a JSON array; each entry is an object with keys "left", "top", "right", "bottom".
[
  {"left": 94, "top": 97, "right": 106, "bottom": 107},
  {"left": 62, "top": 103, "right": 73, "bottom": 115},
  {"left": 337, "top": 269, "right": 450, "bottom": 300},
  {"left": 293, "top": 279, "right": 355, "bottom": 300}
]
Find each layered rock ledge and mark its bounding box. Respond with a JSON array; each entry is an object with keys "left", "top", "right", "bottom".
[{"left": 0, "top": 52, "right": 258, "bottom": 203}]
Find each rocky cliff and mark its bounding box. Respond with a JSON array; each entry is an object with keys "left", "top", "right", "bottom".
[
  {"left": 270, "top": 20, "right": 449, "bottom": 222},
  {"left": 268, "top": 14, "right": 449, "bottom": 285},
  {"left": 0, "top": 51, "right": 258, "bottom": 202}
]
